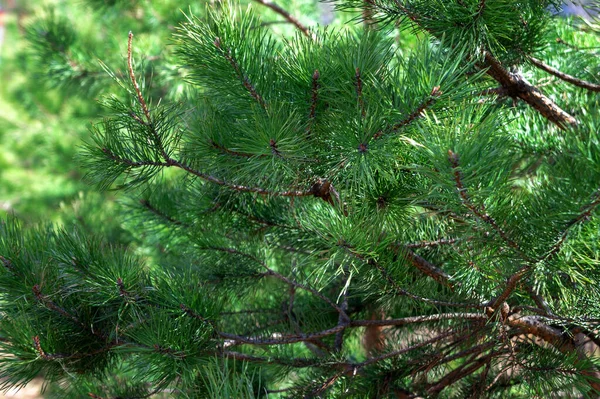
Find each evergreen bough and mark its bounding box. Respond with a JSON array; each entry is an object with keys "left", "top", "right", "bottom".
[{"left": 2, "top": 0, "right": 600, "bottom": 397}]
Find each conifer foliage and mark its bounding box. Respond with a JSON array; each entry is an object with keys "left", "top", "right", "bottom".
[{"left": 2, "top": 0, "right": 600, "bottom": 397}]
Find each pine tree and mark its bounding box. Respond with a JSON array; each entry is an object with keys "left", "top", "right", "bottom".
[{"left": 2, "top": 0, "right": 600, "bottom": 397}]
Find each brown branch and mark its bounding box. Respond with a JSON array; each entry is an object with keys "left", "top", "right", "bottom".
[
  {"left": 351, "top": 313, "right": 487, "bottom": 328},
  {"left": 489, "top": 266, "right": 528, "bottom": 310},
  {"left": 139, "top": 199, "right": 186, "bottom": 227},
  {"left": 505, "top": 313, "right": 574, "bottom": 351},
  {"left": 210, "top": 139, "right": 264, "bottom": 158},
  {"left": 170, "top": 157, "right": 313, "bottom": 197},
  {"left": 373, "top": 86, "right": 440, "bottom": 140},
  {"left": 223, "top": 350, "right": 317, "bottom": 368},
  {"left": 0, "top": 255, "right": 14, "bottom": 273},
  {"left": 477, "top": 0, "right": 486, "bottom": 16},
  {"left": 556, "top": 37, "right": 579, "bottom": 51},
  {"left": 448, "top": 149, "right": 531, "bottom": 262},
  {"left": 405, "top": 237, "right": 460, "bottom": 248},
  {"left": 215, "top": 313, "right": 485, "bottom": 347},
  {"left": 219, "top": 324, "right": 347, "bottom": 346},
  {"left": 32, "top": 336, "right": 116, "bottom": 361},
  {"left": 33, "top": 285, "right": 86, "bottom": 328},
  {"left": 101, "top": 147, "right": 168, "bottom": 168},
  {"left": 483, "top": 52, "right": 578, "bottom": 129},
  {"left": 214, "top": 37, "right": 267, "bottom": 108},
  {"left": 251, "top": 0, "right": 314, "bottom": 39},
  {"left": 525, "top": 285, "right": 553, "bottom": 315},
  {"left": 352, "top": 244, "right": 454, "bottom": 290},
  {"left": 127, "top": 32, "right": 151, "bottom": 123},
  {"left": 403, "top": 249, "right": 453, "bottom": 287},
  {"left": 334, "top": 267, "right": 351, "bottom": 352},
  {"left": 368, "top": 257, "right": 484, "bottom": 309},
  {"left": 107, "top": 147, "right": 312, "bottom": 197},
  {"left": 306, "top": 69, "right": 320, "bottom": 136},
  {"left": 360, "top": 329, "right": 458, "bottom": 367},
  {"left": 543, "top": 190, "right": 600, "bottom": 262},
  {"left": 309, "top": 369, "right": 349, "bottom": 397},
  {"left": 427, "top": 350, "right": 503, "bottom": 395},
  {"left": 529, "top": 56, "right": 600, "bottom": 92},
  {"left": 355, "top": 67, "right": 366, "bottom": 118},
  {"left": 203, "top": 246, "right": 348, "bottom": 318}
]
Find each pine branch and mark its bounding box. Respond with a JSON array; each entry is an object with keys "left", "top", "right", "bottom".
[
  {"left": 222, "top": 351, "right": 317, "bottom": 367},
  {"left": 427, "top": 350, "right": 504, "bottom": 395},
  {"left": 127, "top": 32, "right": 151, "bottom": 124},
  {"left": 372, "top": 86, "right": 440, "bottom": 140},
  {"left": 251, "top": 0, "right": 314, "bottom": 39},
  {"left": 139, "top": 199, "right": 186, "bottom": 227},
  {"left": 214, "top": 37, "right": 267, "bottom": 109},
  {"left": 334, "top": 266, "right": 351, "bottom": 352},
  {"left": 306, "top": 69, "right": 320, "bottom": 136},
  {"left": 482, "top": 52, "right": 578, "bottom": 129},
  {"left": 355, "top": 67, "right": 366, "bottom": 118},
  {"left": 448, "top": 149, "right": 531, "bottom": 262},
  {"left": 489, "top": 266, "right": 528, "bottom": 309},
  {"left": 360, "top": 328, "right": 458, "bottom": 367},
  {"left": 202, "top": 246, "right": 348, "bottom": 318},
  {"left": 209, "top": 139, "right": 264, "bottom": 158},
  {"left": 369, "top": 257, "right": 484, "bottom": 309},
  {"left": 403, "top": 249, "right": 453, "bottom": 287},
  {"left": 542, "top": 190, "right": 600, "bottom": 262},
  {"left": 528, "top": 56, "right": 600, "bottom": 92},
  {"left": 405, "top": 237, "right": 460, "bottom": 248}
]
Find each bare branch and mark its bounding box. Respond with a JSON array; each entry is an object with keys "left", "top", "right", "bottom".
[
  {"left": 404, "top": 248, "right": 453, "bottom": 287},
  {"left": 127, "top": 32, "right": 151, "bottom": 123},
  {"left": 483, "top": 52, "right": 578, "bottom": 129},
  {"left": 529, "top": 56, "right": 600, "bottom": 92}
]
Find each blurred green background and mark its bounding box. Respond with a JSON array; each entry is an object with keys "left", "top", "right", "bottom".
[{"left": 0, "top": 0, "right": 340, "bottom": 247}]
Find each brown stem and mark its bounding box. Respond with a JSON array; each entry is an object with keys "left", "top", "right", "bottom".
[
  {"left": 127, "top": 32, "right": 151, "bottom": 123},
  {"left": 372, "top": 86, "right": 440, "bottom": 140},
  {"left": 103, "top": 145, "right": 317, "bottom": 198},
  {"left": 543, "top": 190, "right": 600, "bottom": 262},
  {"left": 355, "top": 67, "right": 366, "bottom": 118},
  {"left": 203, "top": 246, "right": 348, "bottom": 318},
  {"left": 404, "top": 249, "right": 453, "bottom": 287},
  {"left": 448, "top": 149, "right": 531, "bottom": 262},
  {"left": 251, "top": 0, "right": 314, "bottom": 39},
  {"left": 529, "top": 56, "right": 600, "bottom": 92},
  {"left": 334, "top": 267, "right": 351, "bottom": 352},
  {"left": 306, "top": 69, "right": 320, "bottom": 136},
  {"left": 405, "top": 237, "right": 460, "bottom": 248},
  {"left": 214, "top": 37, "right": 267, "bottom": 109},
  {"left": 483, "top": 52, "right": 578, "bottom": 129}
]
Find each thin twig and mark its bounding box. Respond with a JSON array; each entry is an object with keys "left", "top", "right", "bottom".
[
  {"left": 529, "top": 56, "right": 600, "bottom": 92},
  {"left": 334, "top": 266, "right": 351, "bottom": 352},
  {"left": 203, "top": 246, "right": 348, "bottom": 318},
  {"left": 306, "top": 69, "right": 320, "bottom": 136},
  {"left": 447, "top": 149, "right": 531, "bottom": 262},
  {"left": 251, "top": 0, "right": 314, "bottom": 39},
  {"left": 373, "top": 86, "right": 441, "bottom": 140},
  {"left": 214, "top": 37, "right": 267, "bottom": 108},
  {"left": 127, "top": 32, "right": 151, "bottom": 123}
]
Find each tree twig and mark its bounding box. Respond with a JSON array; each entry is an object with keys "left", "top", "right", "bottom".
[
  {"left": 251, "top": 0, "right": 314, "bottom": 39},
  {"left": 529, "top": 56, "right": 600, "bottom": 92}
]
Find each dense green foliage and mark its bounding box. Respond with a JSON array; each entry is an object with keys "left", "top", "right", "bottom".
[{"left": 1, "top": 0, "right": 600, "bottom": 398}]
